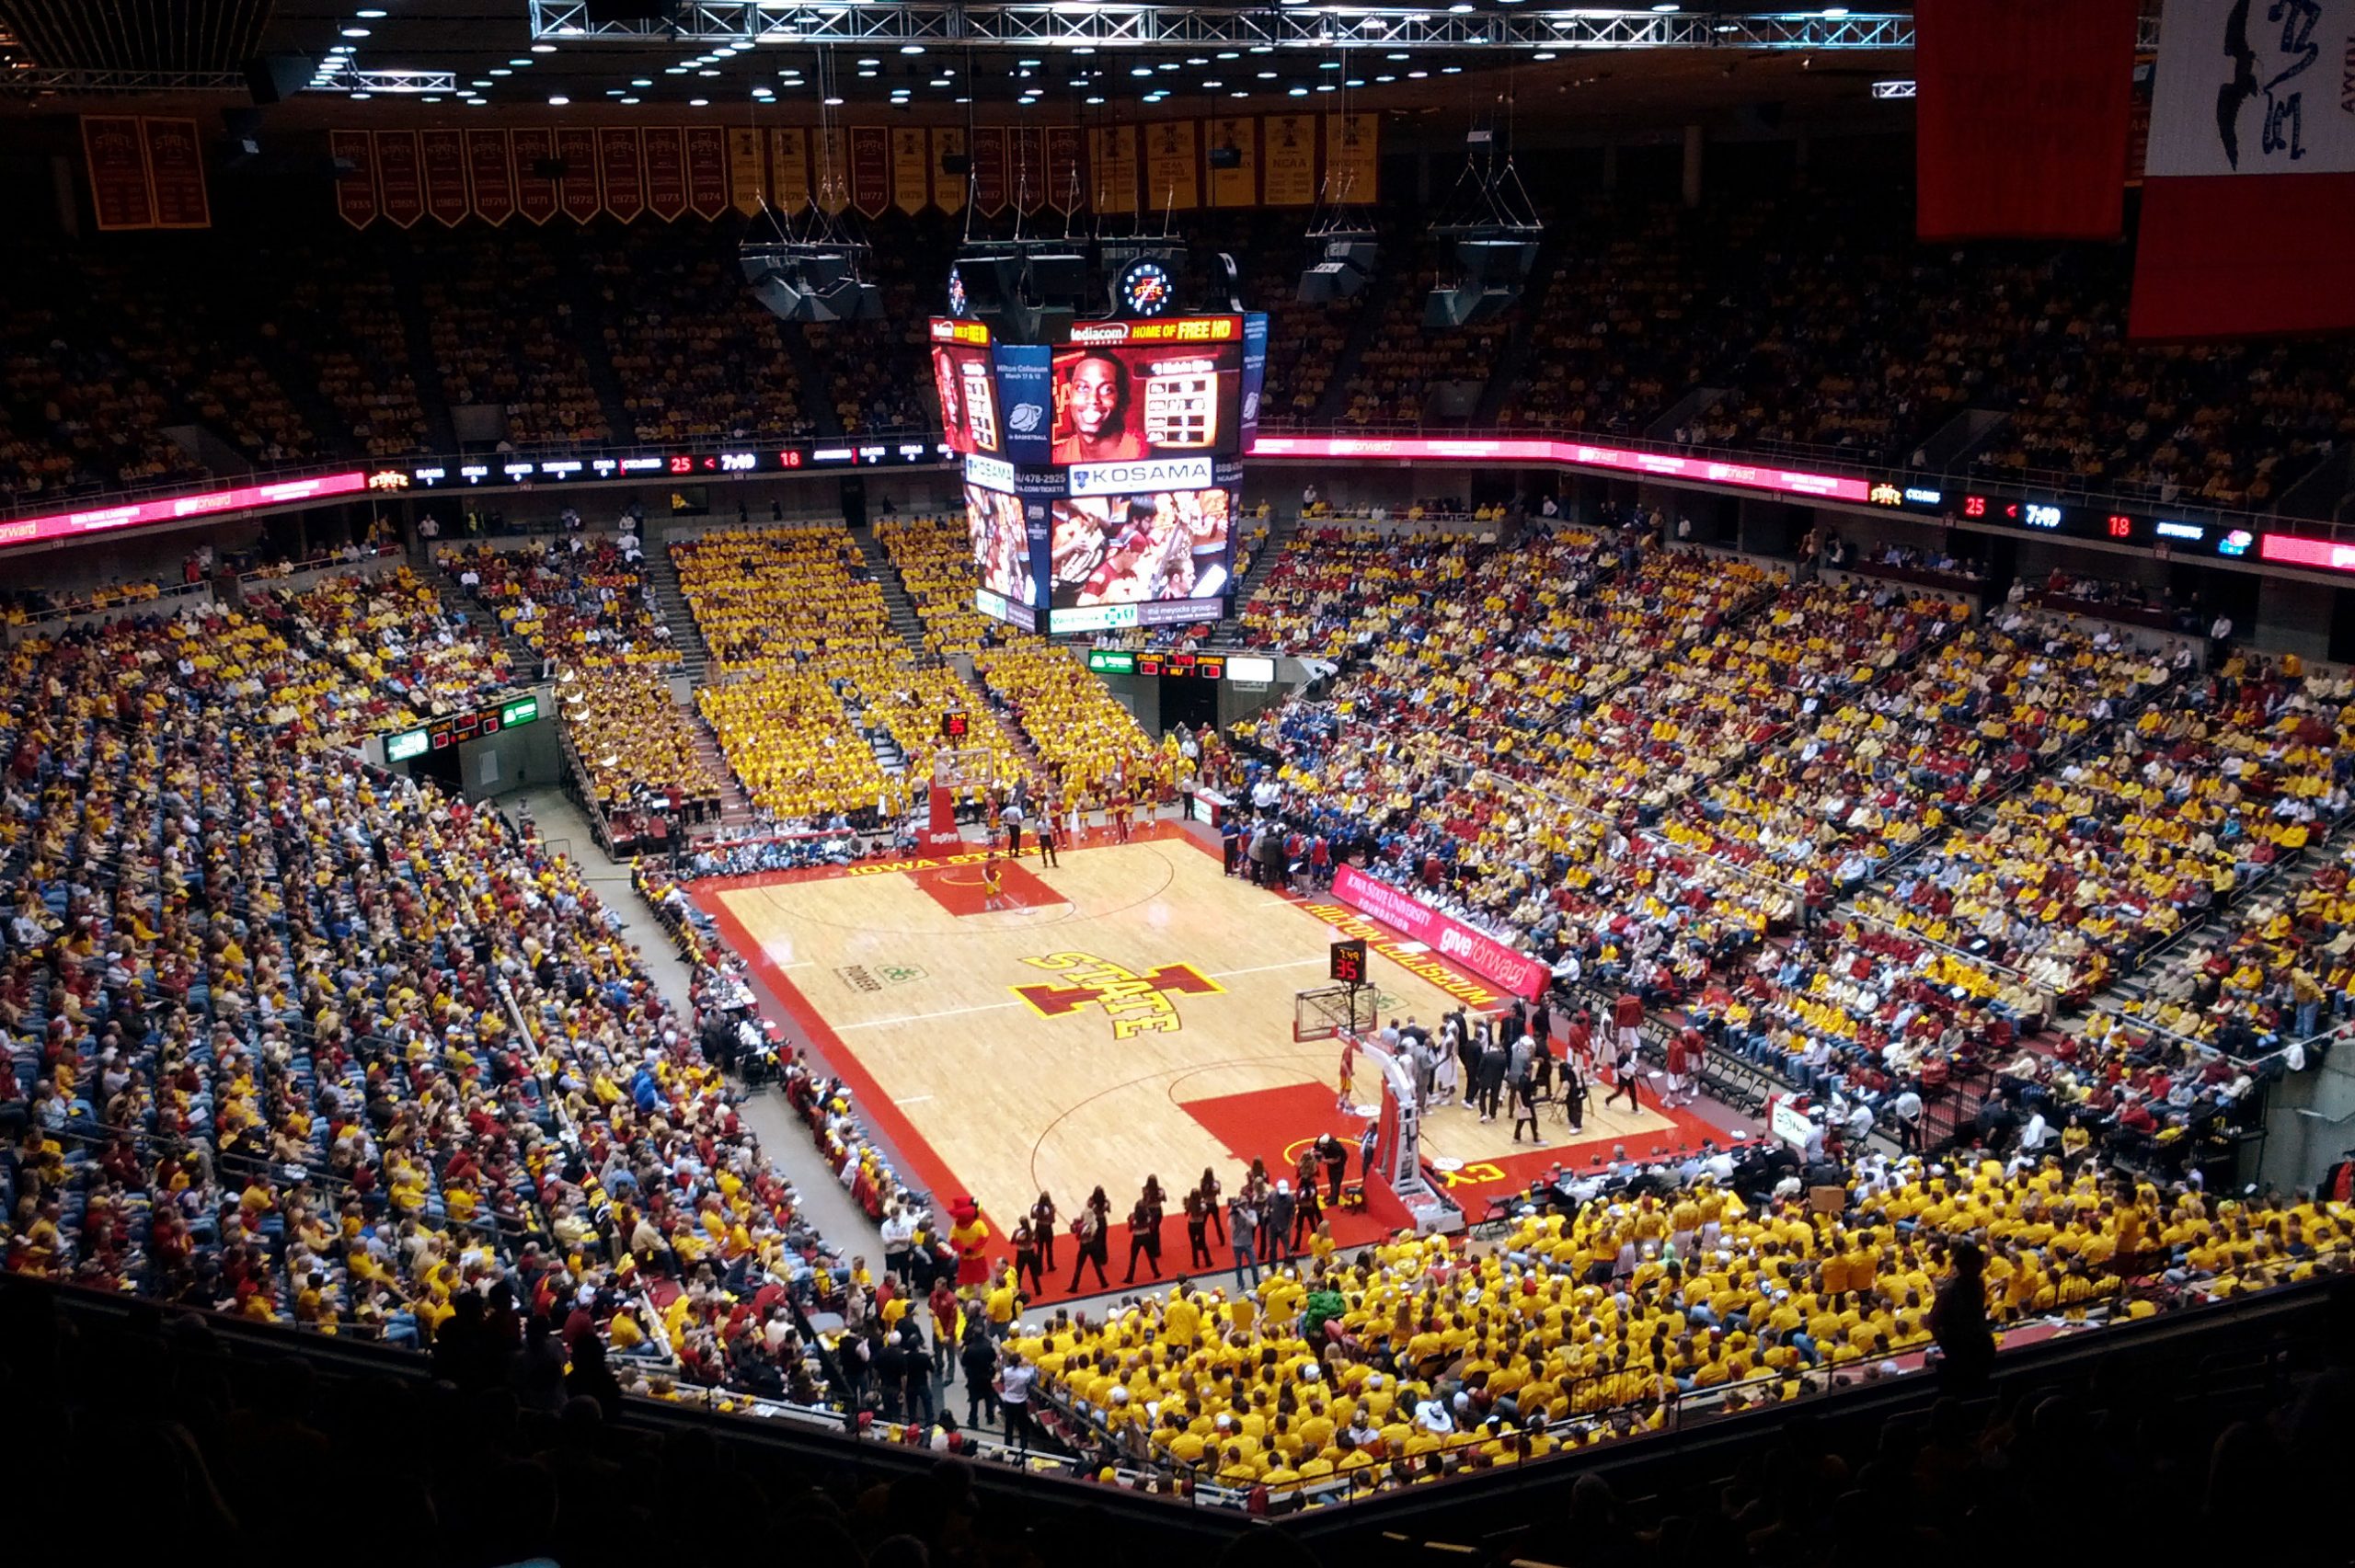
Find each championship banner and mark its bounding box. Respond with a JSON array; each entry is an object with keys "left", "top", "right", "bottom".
[
  {"left": 556, "top": 127, "right": 602, "bottom": 223},
  {"left": 971, "top": 126, "right": 1008, "bottom": 214},
  {"left": 1046, "top": 125, "right": 1084, "bottom": 212},
  {"left": 685, "top": 125, "right": 729, "bottom": 218},
  {"left": 328, "top": 128, "right": 377, "bottom": 230},
  {"left": 891, "top": 127, "right": 929, "bottom": 214},
  {"left": 850, "top": 126, "right": 891, "bottom": 218},
  {"left": 768, "top": 127, "right": 810, "bottom": 212},
  {"left": 419, "top": 129, "right": 469, "bottom": 227},
  {"left": 1913, "top": 0, "right": 2136, "bottom": 239},
  {"left": 815, "top": 127, "right": 850, "bottom": 214},
  {"left": 1208, "top": 116, "right": 1258, "bottom": 207},
  {"left": 374, "top": 130, "right": 425, "bottom": 228},
  {"left": 642, "top": 126, "right": 688, "bottom": 221},
  {"left": 931, "top": 127, "right": 967, "bottom": 214},
  {"left": 82, "top": 116, "right": 155, "bottom": 231},
  {"left": 1143, "top": 120, "right": 1199, "bottom": 212},
  {"left": 142, "top": 118, "right": 210, "bottom": 229},
  {"left": 727, "top": 126, "right": 765, "bottom": 215},
  {"left": 1262, "top": 114, "right": 1317, "bottom": 206},
  {"left": 1013, "top": 126, "right": 1047, "bottom": 212},
  {"left": 1088, "top": 125, "right": 1138, "bottom": 214},
  {"left": 465, "top": 129, "right": 515, "bottom": 224},
  {"left": 2130, "top": 0, "right": 2355, "bottom": 338},
  {"left": 510, "top": 127, "right": 558, "bottom": 224},
  {"left": 598, "top": 126, "right": 645, "bottom": 222},
  {"left": 1324, "top": 112, "right": 1378, "bottom": 204}
]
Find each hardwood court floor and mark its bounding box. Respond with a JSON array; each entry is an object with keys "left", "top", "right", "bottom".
[{"left": 696, "top": 826, "right": 1693, "bottom": 1278}]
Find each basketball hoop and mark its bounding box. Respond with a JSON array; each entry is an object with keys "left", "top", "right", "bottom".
[
  {"left": 932, "top": 748, "right": 995, "bottom": 792},
  {"left": 1292, "top": 981, "right": 1377, "bottom": 1042}
]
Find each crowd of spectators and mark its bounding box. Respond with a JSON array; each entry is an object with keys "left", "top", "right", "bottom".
[
  {"left": 250, "top": 565, "right": 516, "bottom": 743},
  {"left": 873, "top": 512, "right": 1016, "bottom": 659},
  {"left": 440, "top": 534, "right": 678, "bottom": 671},
  {"left": 1231, "top": 512, "right": 2326, "bottom": 1162},
  {"left": 418, "top": 233, "right": 610, "bottom": 448},
  {"left": 0, "top": 602, "right": 844, "bottom": 1394},
  {"left": 588, "top": 224, "right": 814, "bottom": 444},
  {"left": 973, "top": 643, "right": 1182, "bottom": 807},
  {"left": 1039, "top": 1150, "right": 2342, "bottom": 1499},
  {"left": 7, "top": 190, "right": 2355, "bottom": 509}
]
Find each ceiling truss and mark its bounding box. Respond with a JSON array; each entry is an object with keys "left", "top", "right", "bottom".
[{"left": 528, "top": 4, "right": 1936, "bottom": 52}]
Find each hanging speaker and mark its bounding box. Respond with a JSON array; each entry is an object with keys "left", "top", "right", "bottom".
[{"left": 243, "top": 54, "right": 313, "bottom": 106}]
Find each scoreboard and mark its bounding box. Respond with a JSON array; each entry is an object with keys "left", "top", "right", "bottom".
[{"left": 385, "top": 693, "right": 541, "bottom": 762}]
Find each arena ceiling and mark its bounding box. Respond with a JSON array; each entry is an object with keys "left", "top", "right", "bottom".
[{"left": 0, "top": 4, "right": 1951, "bottom": 125}]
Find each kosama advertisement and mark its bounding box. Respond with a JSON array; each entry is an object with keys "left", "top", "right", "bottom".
[{"left": 1329, "top": 864, "right": 1552, "bottom": 1001}]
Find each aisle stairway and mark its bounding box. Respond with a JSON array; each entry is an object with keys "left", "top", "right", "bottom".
[
  {"left": 643, "top": 538, "right": 712, "bottom": 684},
  {"left": 848, "top": 526, "right": 932, "bottom": 660},
  {"left": 410, "top": 544, "right": 542, "bottom": 679},
  {"left": 684, "top": 698, "right": 759, "bottom": 832},
  {"left": 1233, "top": 508, "right": 1304, "bottom": 605}
]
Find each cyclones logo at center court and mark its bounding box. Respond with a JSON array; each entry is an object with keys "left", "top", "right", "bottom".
[{"left": 1010, "top": 951, "right": 1223, "bottom": 1037}]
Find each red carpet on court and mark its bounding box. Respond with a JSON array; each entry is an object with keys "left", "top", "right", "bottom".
[{"left": 907, "top": 855, "right": 1065, "bottom": 917}]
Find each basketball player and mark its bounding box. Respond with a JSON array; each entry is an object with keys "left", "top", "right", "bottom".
[
  {"left": 1110, "top": 795, "right": 1132, "bottom": 842},
  {"left": 981, "top": 853, "right": 1006, "bottom": 910},
  {"left": 1336, "top": 1032, "right": 1361, "bottom": 1112},
  {"left": 1052, "top": 350, "right": 1147, "bottom": 464}
]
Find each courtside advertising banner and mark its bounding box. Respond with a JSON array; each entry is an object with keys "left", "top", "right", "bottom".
[{"left": 1330, "top": 864, "right": 1552, "bottom": 1001}]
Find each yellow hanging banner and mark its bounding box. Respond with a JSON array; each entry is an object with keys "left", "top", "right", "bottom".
[
  {"left": 813, "top": 127, "right": 849, "bottom": 213},
  {"left": 767, "top": 127, "right": 810, "bottom": 212},
  {"left": 891, "top": 127, "right": 929, "bottom": 214},
  {"left": 1261, "top": 113, "right": 1317, "bottom": 206},
  {"left": 1208, "top": 116, "right": 1258, "bottom": 207},
  {"left": 931, "top": 127, "right": 967, "bottom": 214},
  {"left": 1142, "top": 119, "right": 1199, "bottom": 212},
  {"left": 728, "top": 127, "right": 765, "bottom": 216},
  {"left": 1323, "top": 112, "right": 1378, "bottom": 204},
  {"left": 1088, "top": 125, "right": 1138, "bottom": 214}
]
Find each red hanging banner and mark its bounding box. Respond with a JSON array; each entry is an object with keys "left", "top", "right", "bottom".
[
  {"left": 641, "top": 126, "right": 687, "bottom": 221},
  {"left": 419, "top": 129, "right": 469, "bottom": 227},
  {"left": 1046, "top": 126, "right": 1084, "bottom": 212},
  {"left": 1012, "top": 127, "right": 1047, "bottom": 212},
  {"left": 465, "top": 129, "right": 515, "bottom": 224},
  {"left": 1914, "top": 0, "right": 2137, "bottom": 239},
  {"left": 684, "top": 125, "right": 729, "bottom": 218},
  {"left": 557, "top": 127, "right": 602, "bottom": 223},
  {"left": 328, "top": 129, "right": 378, "bottom": 230},
  {"left": 82, "top": 116, "right": 155, "bottom": 231},
  {"left": 509, "top": 127, "right": 558, "bottom": 225},
  {"left": 598, "top": 126, "right": 645, "bottom": 222},
  {"left": 142, "top": 118, "right": 210, "bottom": 229},
  {"left": 373, "top": 130, "right": 425, "bottom": 228},
  {"left": 971, "top": 127, "right": 1007, "bottom": 216},
  {"left": 849, "top": 126, "right": 891, "bottom": 218}
]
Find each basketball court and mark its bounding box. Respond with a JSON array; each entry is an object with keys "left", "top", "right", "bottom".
[{"left": 695, "top": 822, "right": 1718, "bottom": 1300}]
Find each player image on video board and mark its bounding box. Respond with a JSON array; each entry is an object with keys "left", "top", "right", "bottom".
[
  {"left": 1051, "top": 343, "right": 1240, "bottom": 463},
  {"left": 933, "top": 343, "right": 1001, "bottom": 456},
  {"left": 963, "top": 481, "right": 1032, "bottom": 603},
  {"left": 1049, "top": 486, "right": 1232, "bottom": 609}
]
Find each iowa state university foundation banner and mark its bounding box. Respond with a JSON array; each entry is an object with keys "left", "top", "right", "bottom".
[{"left": 2129, "top": 0, "right": 2355, "bottom": 338}]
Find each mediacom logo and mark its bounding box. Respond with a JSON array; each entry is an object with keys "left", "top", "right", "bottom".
[{"left": 1067, "top": 456, "right": 1214, "bottom": 498}]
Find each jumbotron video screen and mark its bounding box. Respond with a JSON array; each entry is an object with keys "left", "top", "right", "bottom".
[{"left": 940, "top": 313, "right": 1255, "bottom": 634}]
